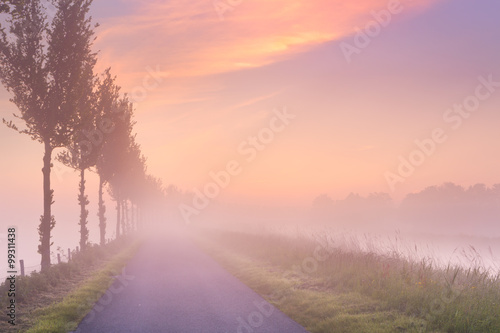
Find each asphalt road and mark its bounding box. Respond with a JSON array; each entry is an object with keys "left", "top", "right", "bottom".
[{"left": 73, "top": 228, "right": 309, "bottom": 333}]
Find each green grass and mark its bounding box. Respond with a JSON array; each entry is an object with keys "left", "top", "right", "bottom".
[
  {"left": 24, "top": 240, "right": 141, "bottom": 333},
  {"left": 0, "top": 237, "right": 142, "bottom": 333},
  {"left": 193, "top": 229, "right": 500, "bottom": 333}
]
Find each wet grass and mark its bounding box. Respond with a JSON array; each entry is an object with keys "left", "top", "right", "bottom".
[
  {"left": 0, "top": 237, "right": 142, "bottom": 333},
  {"left": 194, "top": 228, "right": 500, "bottom": 333}
]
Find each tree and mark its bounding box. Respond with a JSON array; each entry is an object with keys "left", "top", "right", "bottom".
[
  {"left": 94, "top": 68, "right": 120, "bottom": 245},
  {"left": 55, "top": 1, "right": 97, "bottom": 251},
  {"left": 56, "top": 92, "right": 98, "bottom": 252},
  {"left": 0, "top": 0, "right": 10, "bottom": 13},
  {"left": 0, "top": 0, "right": 98, "bottom": 271},
  {"left": 312, "top": 194, "right": 334, "bottom": 210},
  {"left": 99, "top": 94, "right": 137, "bottom": 238}
]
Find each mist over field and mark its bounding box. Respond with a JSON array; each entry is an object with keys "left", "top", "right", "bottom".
[
  {"left": 4, "top": 179, "right": 500, "bottom": 279},
  {"left": 166, "top": 182, "right": 500, "bottom": 274}
]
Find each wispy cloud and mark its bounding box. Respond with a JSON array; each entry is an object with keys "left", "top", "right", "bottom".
[
  {"left": 230, "top": 89, "right": 285, "bottom": 110},
  {"left": 94, "top": 0, "right": 441, "bottom": 83}
]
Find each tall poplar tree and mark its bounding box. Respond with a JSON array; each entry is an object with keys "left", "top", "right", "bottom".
[
  {"left": 0, "top": 0, "right": 98, "bottom": 270},
  {"left": 94, "top": 68, "right": 120, "bottom": 245}
]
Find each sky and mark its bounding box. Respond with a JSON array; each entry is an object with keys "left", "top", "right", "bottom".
[
  {"left": 91, "top": 0, "right": 500, "bottom": 203},
  {"left": 1, "top": 0, "right": 500, "bottom": 268}
]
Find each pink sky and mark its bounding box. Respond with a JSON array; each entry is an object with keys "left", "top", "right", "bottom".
[
  {"left": 81, "top": 0, "right": 497, "bottom": 203},
  {"left": 1, "top": 0, "right": 499, "bottom": 267}
]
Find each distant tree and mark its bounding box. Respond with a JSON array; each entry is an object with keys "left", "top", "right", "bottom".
[
  {"left": 492, "top": 184, "right": 500, "bottom": 207},
  {"left": 311, "top": 194, "right": 334, "bottom": 224},
  {"left": 0, "top": 0, "right": 98, "bottom": 271},
  {"left": 94, "top": 68, "right": 120, "bottom": 245},
  {"left": 0, "top": 0, "right": 9, "bottom": 13},
  {"left": 140, "top": 174, "right": 165, "bottom": 225},
  {"left": 312, "top": 194, "right": 334, "bottom": 210},
  {"left": 100, "top": 95, "right": 137, "bottom": 237},
  {"left": 56, "top": 85, "right": 97, "bottom": 251},
  {"left": 367, "top": 192, "right": 392, "bottom": 203},
  {"left": 399, "top": 182, "right": 500, "bottom": 235},
  {"left": 165, "top": 184, "right": 184, "bottom": 222},
  {"left": 122, "top": 142, "right": 147, "bottom": 230}
]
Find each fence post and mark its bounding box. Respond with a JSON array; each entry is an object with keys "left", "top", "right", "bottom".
[
  {"left": 20, "top": 259, "right": 25, "bottom": 277},
  {"left": 57, "top": 253, "right": 61, "bottom": 264},
  {"left": 68, "top": 248, "right": 71, "bottom": 261}
]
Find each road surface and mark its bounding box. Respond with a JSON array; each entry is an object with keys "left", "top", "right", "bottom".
[{"left": 74, "top": 228, "right": 309, "bottom": 333}]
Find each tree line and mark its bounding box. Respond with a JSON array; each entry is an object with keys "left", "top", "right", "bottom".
[
  {"left": 0, "top": 0, "right": 164, "bottom": 272},
  {"left": 312, "top": 183, "right": 500, "bottom": 234}
]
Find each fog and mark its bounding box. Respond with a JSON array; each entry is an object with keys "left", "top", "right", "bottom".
[
  {"left": 165, "top": 182, "right": 500, "bottom": 276},
  {"left": 3, "top": 175, "right": 499, "bottom": 283},
  {"left": 0, "top": 1, "right": 499, "bottom": 331},
  {"left": 1, "top": 0, "right": 499, "bottom": 289}
]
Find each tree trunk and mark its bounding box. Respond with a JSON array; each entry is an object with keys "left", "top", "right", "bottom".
[
  {"left": 121, "top": 199, "right": 124, "bottom": 234},
  {"left": 98, "top": 175, "right": 106, "bottom": 245},
  {"left": 121, "top": 199, "right": 127, "bottom": 234},
  {"left": 135, "top": 205, "right": 140, "bottom": 228},
  {"left": 131, "top": 203, "right": 135, "bottom": 231},
  {"left": 39, "top": 141, "right": 54, "bottom": 272},
  {"left": 116, "top": 196, "right": 121, "bottom": 239},
  {"left": 124, "top": 200, "right": 129, "bottom": 233},
  {"left": 78, "top": 168, "right": 89, "bottom": 251},
  {"left": 137, "top": 206, "right": 141, "bottom": 228},
  {"left": 123, "top": 199, "right": 127, "bottom": 234}
]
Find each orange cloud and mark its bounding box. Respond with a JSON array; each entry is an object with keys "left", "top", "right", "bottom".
[{"left": 95, "top": 0, "right": 441, "bottom": 83}]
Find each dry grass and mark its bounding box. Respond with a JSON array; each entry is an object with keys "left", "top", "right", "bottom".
[
  {"left": 0, "top": 236, "right": 141, "bottom": 332},
  {"left": 194, "top": 228, "right": 500, "bottom": 332}
]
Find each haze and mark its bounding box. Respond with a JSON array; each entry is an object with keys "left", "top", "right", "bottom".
[{"left": 1, "top": 0, "right": 499, "bottom": 275}]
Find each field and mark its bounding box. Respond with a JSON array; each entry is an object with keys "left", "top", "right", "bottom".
[{"left": 193, "top": 227, "right": 500, "bottom": 333}]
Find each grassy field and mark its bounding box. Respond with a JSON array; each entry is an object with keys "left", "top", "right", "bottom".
[
  {"left": 193, "top": 228, "right": 500, "bottom": 333},
  {"left": 0, "top": 237, "right": 142, "bottom": 333}
]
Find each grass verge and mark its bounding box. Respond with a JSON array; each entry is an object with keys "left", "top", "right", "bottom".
[
  {"left": 192, "top": 228, "right": 500, "bottom": 333},
  {"left": 0, "top": 237, "right": 142, "bottom": 333}
]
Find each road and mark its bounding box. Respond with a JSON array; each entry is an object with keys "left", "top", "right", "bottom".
[{"left": 73, "top": 228, "right": 309, "bottom": 333}]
